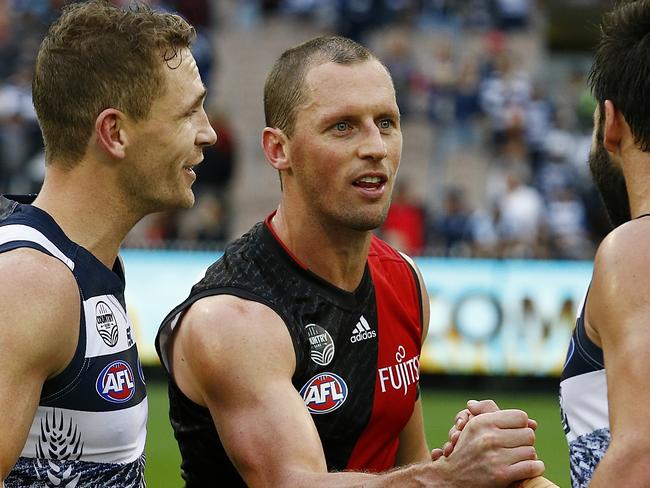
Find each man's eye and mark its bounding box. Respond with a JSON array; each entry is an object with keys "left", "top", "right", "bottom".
[
  {"left": 379, "top": 119, "right": 392, "bottom": 129},
  {"left": 335, "top": 122, "right": 350, "bottom": 131}
]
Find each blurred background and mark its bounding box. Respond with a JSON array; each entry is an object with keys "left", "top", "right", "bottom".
[{"left": 0, "top": 0, "right": 617, "bottom": 485}]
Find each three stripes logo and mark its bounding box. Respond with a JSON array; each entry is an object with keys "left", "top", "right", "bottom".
[
  {"left": 350, "top": 315, "right": 377, "bottom": 343},
  {"left": 306, "top": 324, "right": 335, "bottom": 366}
]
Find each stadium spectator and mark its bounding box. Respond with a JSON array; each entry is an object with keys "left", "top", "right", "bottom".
[
  {"left": 497, "top": 167, "right": 545, "bottom": 258},
  {"left": 431, "top": 186, "right": 473, "bottom": 256},
  {"left": 0, "top": 2, "right": 216, "bottom": 485},
  {"left": 382, "top": 30, "right": 417, "bottom": 119},
  {"left": 381, "top": 180, "right": 426, "bottom": 255},
  {"left": 479, "top": 52, "right": 531, "bottom": 151},
  {"left": 493, "top": 0, "right": 532, "bottom": 31}
]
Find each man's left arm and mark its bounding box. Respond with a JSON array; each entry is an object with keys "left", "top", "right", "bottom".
[
  {"left": 395, "top": 254, "right": 431, "bottom": 465},
  {"left": 395, "top": 397, "right": 430, "bottom": 465},
  {"left": 585, "top": 226, "right": 650, "bottom": 486}
]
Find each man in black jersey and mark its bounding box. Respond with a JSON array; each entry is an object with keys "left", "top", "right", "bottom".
[
  {"left": 0, "top": 1, "right": 216, "bottom": 485},
  {"left": 157, "top": 35, "right": 545, "bottom": 487}
]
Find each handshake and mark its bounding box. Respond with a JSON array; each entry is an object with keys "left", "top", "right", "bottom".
[{"left": 430, "top": 399, "right": 559, "bottom": 488}]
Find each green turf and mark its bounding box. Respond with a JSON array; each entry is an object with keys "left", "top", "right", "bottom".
[{"left": 146, "top": 383, "right": 569, "bottom": 487}]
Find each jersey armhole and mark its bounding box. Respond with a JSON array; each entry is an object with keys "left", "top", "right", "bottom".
[
  {"left": 398, "top": 251, "right": 425, "bottom": 343},
  {"left": 0, "top": 241, "right": 86, "bottom": 402}
]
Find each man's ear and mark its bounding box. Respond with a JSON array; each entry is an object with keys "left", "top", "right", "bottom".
[
  {"left": 603, "top": 99, "right": 624, "bottom": 154},
  {"left": 262, "top": 127, "right": 291, "bottom": 171},
  {"left": 95, "top": 108, "right": 128, "bottom": 159}
]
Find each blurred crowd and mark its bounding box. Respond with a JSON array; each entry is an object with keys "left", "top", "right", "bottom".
[{"left": 0, "top": 0, "right": 612, "bottom": 259}]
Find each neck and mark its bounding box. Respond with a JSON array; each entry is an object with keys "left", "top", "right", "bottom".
[
  {"left": 270, "top": 204, "right": 372, "bottom": 292},
  {"left": 33, "top": 163, "right": 142, "bottom": 268},
  {"left": 623, "top": 151, "right": 650, "bottom": 219}
]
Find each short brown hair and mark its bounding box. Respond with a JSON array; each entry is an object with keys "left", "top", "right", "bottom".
[
  {"left": 32, "top": 0, "right": 195, "bottom": 166},
  {"left": 264, "top": 36, "right": 376, "bottom": 137}
]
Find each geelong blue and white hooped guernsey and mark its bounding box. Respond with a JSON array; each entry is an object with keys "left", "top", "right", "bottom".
[
  {"left": 0, "top": 195, "right": 147, "bottom": 488},
  {"left": 559, "top": 291, "right": 609, "bottom": 488}
]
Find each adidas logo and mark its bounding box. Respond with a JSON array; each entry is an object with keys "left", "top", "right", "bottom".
[{"left": 350, "top": 316, "right": 377, "bottom": 343}]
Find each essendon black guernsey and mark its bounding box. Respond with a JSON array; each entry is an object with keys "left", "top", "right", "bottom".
[{"left": 156, "top": 217, "right": 424, "bottom": 486}]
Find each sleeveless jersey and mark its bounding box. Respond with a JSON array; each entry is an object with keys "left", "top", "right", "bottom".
[
  {"left": 0, "top": 195, "right": 147, "bottom": 488},
  {"left": 559, "top": 292, "right": 609, "bottom": 488},
  {"left": 156, "top": 217, "right": 424, "bottom": 486}
]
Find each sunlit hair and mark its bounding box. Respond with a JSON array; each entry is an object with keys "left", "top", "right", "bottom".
[
  {"left": 264, "top": 35, "right": 381, "bottom": 138},
  {"left": 33, "top": 0, "right": 195, "bottom": 166}
]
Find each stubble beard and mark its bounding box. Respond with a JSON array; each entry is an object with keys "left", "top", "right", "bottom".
[
  {"left": 337, "top": 202, "right": 392, "bottom": 231},
  {"left": 120, "top": 163, "right": 194, "bottom": 217},
  {"left": 588, "top": 135, "right": 631, "bottom": 228}
]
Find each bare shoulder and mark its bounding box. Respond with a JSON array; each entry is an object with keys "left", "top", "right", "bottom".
[
  {"left": 592, "top": 219, "right": 650, "bottom": 291},
  {"left": 181, "top": 295, "right": 292, "bottom": 355},
  {"left": 173, "top": 295, "right": 295, "bottom": 399},
  {"left": 589, "top": 219, "right": 650, "bottom": 333},
  {"left": 0, "top": 248, "right": 79, "bottom": 376}
]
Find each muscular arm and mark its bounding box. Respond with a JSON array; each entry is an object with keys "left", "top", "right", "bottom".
[
  {"left": 0, "top": 249, "right": 79, "bottom": 481},
  {"left": 585, "top": 224, "right": 650, "bottom": 486},
  {"left": 170, "top": 295, "right": 543, "bottom": 488}
]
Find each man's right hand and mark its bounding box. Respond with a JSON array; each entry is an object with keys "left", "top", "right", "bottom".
[
  {"left": 434, "top": 408, "right": 544, "bottom": 488},
  {"left": 433, "top": 399, "right": 538, "bottom": 460}
]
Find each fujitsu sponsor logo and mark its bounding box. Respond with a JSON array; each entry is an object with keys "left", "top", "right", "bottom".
[{"left": 378, "top": 345, "right": 420, "bottom": 395}]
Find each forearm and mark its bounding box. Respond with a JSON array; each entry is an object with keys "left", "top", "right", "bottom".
[
  {"left": 260, "top": 462, "right": 442, "bottom": 488},
  {"left": 589, "top": 444, "right": 650, "bottom": 487},
  {"left": 365, "top": 462, "right": 447, "bottom": 488}
]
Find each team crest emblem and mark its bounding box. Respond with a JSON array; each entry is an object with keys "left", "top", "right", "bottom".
[
  {"left": 95, "top": 301, "right": 119, "bottom": 347},
  {"left": 96, "top": 360, "right": 135, "bottom": 403},
  {"left": 305, "top": 323, "right": 335, "bottom": 366},
  {"left": 300, "top": 372, "right": 348, "bottom": 414}
]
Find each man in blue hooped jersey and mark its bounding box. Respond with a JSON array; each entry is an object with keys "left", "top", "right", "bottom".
[
  {"left": 558, "top": 1, "right": 650, "bottom": 486},
  {"left": 0, "top": 1, "right": 216, "bottom": 486},
  {"left": 438, "top": 2, "right": 650, "bottom": 487}
]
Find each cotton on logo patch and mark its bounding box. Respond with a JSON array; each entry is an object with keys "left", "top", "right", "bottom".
[
  {"left": 300, "top": 373, "right": 348, "bottom": 414},
  {"left": 96, "top": 360, "right": 135, "bottom": 403}
]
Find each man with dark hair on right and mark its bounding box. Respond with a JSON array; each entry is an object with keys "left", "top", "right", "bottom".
[
  {"left": 437, "top": 3, "right": 650, "bottom": 486},
  {"left": 559, "top": 0, "right": 650, "bottom": 486}
]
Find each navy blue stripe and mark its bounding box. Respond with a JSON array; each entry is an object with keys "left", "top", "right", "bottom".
[
  {"left": 561, "top": 321, "right": 604, "bottom": 382},
  {"left": 0, "top": 240, "right": 55, "bottom": 258},
  {"left": 41, "top": 346, "right": 146, "bottom": 412}
]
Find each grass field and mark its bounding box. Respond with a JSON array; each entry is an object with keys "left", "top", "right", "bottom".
[{"left": 145, "top": 382, "right": 569, "bottom": 487}]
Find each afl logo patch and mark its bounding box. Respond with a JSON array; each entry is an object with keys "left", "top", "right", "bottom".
[
  {"left": 95, "top": 301, "right": 119, "bottom": 347},
  {"left": 300, "top": 372, "right": 348, "bottom": 414},
  {"left": 305, "top": 323, "right": 335, "bottom": 366},
  {"left": 96, "top": 360, "right": 135, "bottom": 403}
]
